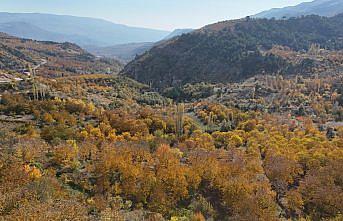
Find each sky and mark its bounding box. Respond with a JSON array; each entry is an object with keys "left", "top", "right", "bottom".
[{"left": 0, "top": 0, "right": 312, "bottom": 31}]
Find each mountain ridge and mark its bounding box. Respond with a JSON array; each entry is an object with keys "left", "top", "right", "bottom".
[
  {"left": 0, "top": 21, "right": 99, "bottom": 46},
  {"left": 0, "top": 12, "right": 170, "bottom": 47},
  {"left": 254, "top": 0, "right": 343, "bottom": 19}
]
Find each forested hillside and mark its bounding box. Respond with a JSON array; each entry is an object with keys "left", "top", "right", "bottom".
[{"left": 123, "top": 14, "right": 343, "bottom": 89}]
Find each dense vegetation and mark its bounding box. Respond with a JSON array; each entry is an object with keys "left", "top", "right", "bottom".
[
  {"left": 123, "top": 14, "right": 343, "bottom": 89},
  {"left": 0, "top": 94, "right": 342, "bottom": 220}
]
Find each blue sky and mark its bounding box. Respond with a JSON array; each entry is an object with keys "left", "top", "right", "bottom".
[{"left": 0, "top": 0, "right": 312, "bottom": 30}]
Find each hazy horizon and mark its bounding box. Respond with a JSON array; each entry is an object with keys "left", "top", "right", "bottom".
[{"left": 0, "top": 0, "right": 313, "bottom": 31}]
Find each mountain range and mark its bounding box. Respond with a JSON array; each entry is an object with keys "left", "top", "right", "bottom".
[
  {"left": 1, "top": 0, "right": 342, "bottom": 62},
  {"left": 85, "top": 42, "right": 156, "bottom": 63},
  {"left": 0, "top": 12, "right": 170, "bottom": 47},
  {"left": 86, "top": 29, "right": 194, "bottom": 63},
  {"left": 0, "top": 12, "right": 194, "bottom": 62},
  {"left": 1, "top": 0, "right": 342, "bottom": 69},
  {"left": 255, "top": 0, "right": 343, "bottom": 19}
]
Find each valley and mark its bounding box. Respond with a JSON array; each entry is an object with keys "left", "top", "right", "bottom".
[{"left": 0, "top": 1, "right": 342, "bottom": 220}]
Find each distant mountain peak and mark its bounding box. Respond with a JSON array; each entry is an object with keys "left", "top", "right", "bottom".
[
  {"left": 87, "top": 29, "right": 194, "bottom": 63},
  {"left": 254, "top": 0, "right": 343, "bottom": 19},
  {"left": 163, "top": 29, "right": 194, "bottom": 40}
]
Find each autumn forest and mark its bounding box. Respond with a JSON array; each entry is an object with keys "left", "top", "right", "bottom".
[{"left": 0, "top": 9, "right": 343, "bottom": 221}]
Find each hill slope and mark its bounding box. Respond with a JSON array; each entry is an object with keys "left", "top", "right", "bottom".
[
  {"left": 0, "top": 33, "right": 122, "bottom": 76},
  {"left": 0, "top": 12, "right": 170, "bottom": 46},
  {"left": 122, "top": 14, "right": 343, "bottom": 89},
  {"left": 255, "top": 0, "right": 343, "bottom": 19}
]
